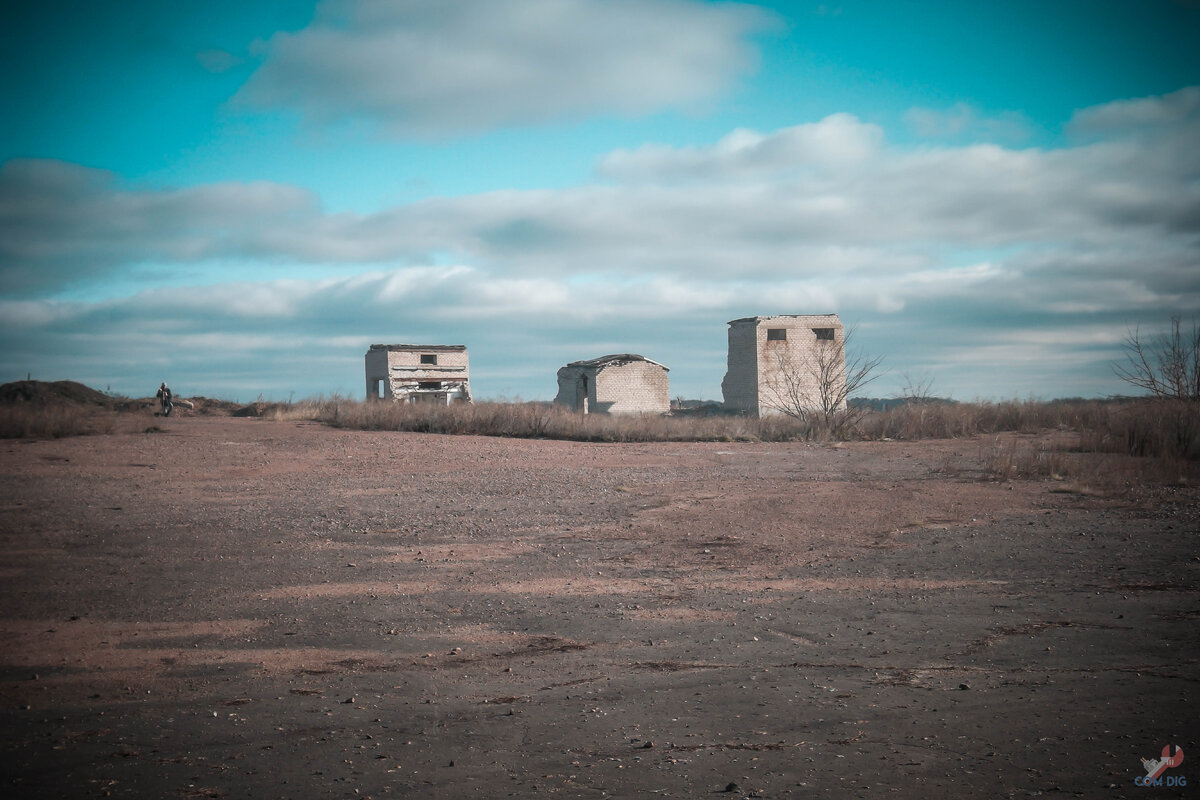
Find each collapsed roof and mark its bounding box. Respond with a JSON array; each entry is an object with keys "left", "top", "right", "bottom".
[{"left": 564, "top": 354, "right": 669, "bottom": 371}]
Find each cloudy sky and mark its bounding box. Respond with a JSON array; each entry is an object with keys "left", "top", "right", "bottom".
[{"left": 2, "top": 0, "right": 1198, "bottom": 402}]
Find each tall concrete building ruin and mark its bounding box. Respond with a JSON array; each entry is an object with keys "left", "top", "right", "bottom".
[
  {"left": 721, "top": 314, "right": 845, "bottom": 416},
  {"left": 365, "top": 344, "right": 472, "bottom": 404},
  {"left": 554, "top": 354, "right": 670, "bottom": 415}
]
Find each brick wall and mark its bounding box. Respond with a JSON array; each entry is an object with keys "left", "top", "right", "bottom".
[
  {"left": 365, "top": 345, "right": 471, "bottom": 402},
  {"left": 555, "top": 359, "right": 670, "bottom": 414},
  {"left": 757, "top": 315, "right": 845, "bottom": 415},
  {"left": 721, "top": 315, "right": 846, "bottom": 416},
  {"left": 594, "top": 360, "right": 670, "bottom": 414}
]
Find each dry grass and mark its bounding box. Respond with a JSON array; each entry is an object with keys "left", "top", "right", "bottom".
[
  {"left": 265, "top": 397, "right": 820, "bottom": 443},
  {"left": 275, "top": 396, "right": 1199, "bottom": 486},
  {"left": 979, "top": 437, "right": 1195, "bottom": 490},
  {"left": 979, "top": 437, "right": 1082, "bottom": 482},
  {"left": 971, "top": 400, "right": 1200, "bottom": 486},
  {"left": 1077, "top": 399, "right": 1200, "bottom": 460},
  {"left": 0, "top": 404, "right": 117, "bottom": 439},
  {"left": 274, "top": 396, "right": 1197, "bottom": 453},
  {"left": 856, "top": 399, "right": 1117, "bottom": 440},
  {"left": 6, "top": 390, "right": 1196, "bottom": 486}
]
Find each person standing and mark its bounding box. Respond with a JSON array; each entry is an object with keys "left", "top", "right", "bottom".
[{"left": 156, "top": 382, "right": 173, "bottom": 417}]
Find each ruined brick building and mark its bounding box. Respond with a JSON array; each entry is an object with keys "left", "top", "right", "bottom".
[
  {"left": 364, "top": 344, "right": 472, "bottom": 404},
  {"left": 721, "top": 314, "right": 846, "bottom": 416},
  {"left": 554, "top": 354, "right": 670, "bottom": 415}
]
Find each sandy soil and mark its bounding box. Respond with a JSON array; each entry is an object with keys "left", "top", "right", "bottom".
[{"left": 0, "top": 415, "right": 1196, "bottom": 798}]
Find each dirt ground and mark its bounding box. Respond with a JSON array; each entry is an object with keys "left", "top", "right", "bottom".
[{"left": 1, "top": 415, "right": 1196, "bottom": 798}]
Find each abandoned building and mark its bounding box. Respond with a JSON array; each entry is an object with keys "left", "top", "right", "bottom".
[
  {"left": 554, "top": 354, "right": 670, "bottom": 415},
  {"left": 721, "top": 314, "right": 846, "bottom": 416},
  {"left": 364, "top": 344, "right": 472, "bottom": 404}
]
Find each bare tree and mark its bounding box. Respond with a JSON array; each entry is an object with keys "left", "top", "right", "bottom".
[
  {"left": 762, "top": 326, "right": 884, "bottom": 433},
  {"left": 899, "top": 371, "right": 936, "bottom": 403},
  {"left": 1113, "top": 316, "right": 1200, "bottom": 401}
]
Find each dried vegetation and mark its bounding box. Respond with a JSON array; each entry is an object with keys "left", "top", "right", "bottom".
[
  {"left": 283, "top": 396, "right": 1199, "bottom": 487},
  {"left": 3, "top": 380, "right": 1197, "bottom": 486}
]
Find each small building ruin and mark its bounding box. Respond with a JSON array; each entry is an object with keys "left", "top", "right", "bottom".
[
  {"left": 721, "top": 314, "right": 846, "bottom": 416},
  {"left": 365, "top": 344, "right": 472, "bottom": 404},
  {"left": 554, "top": 354, "right": 670, "bottom": 415}
]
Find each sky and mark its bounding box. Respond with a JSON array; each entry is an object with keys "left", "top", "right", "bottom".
[{"left": 2, "top": 0, "right": 1198, "bottom": 403}]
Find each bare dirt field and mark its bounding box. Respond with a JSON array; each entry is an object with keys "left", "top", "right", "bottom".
[{"left": 1, "top": 415, "right": 1196, "bottom": 798}]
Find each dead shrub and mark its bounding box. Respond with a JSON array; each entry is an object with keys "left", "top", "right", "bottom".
[
  {"left": 295, "top": 399, "right": 828, "bottom": 443},
  {"left": 261, "top": 395, "right": 1197, "bottom": 486},
  {"left": 1079, "top": 399, "right": 1200, "bottom": 461},
  {"left": 979, "top": 437, "right": 1079, "bottom": 481},
  {"left": 0, "top": 403, "right": 114, "bottom": 439},
  {"left": 975, "top": 399, "right": 1199, "bottom": 488}
]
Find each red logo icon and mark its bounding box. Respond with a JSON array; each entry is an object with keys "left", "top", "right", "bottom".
[{"left": 1142, "top": 745, "right": 1184, "bottom": 781}]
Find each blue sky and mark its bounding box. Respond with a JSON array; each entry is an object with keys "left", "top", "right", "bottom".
[{"left": 2, "top": 0, "right": 1198, "bottom": 402}]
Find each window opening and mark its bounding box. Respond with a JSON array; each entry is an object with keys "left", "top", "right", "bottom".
[{"left": 766, "top": 328, "right": 787, "bottom": 341}]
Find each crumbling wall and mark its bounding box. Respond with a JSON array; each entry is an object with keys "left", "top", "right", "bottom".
[
  {"left": 364, "top": 347, "right": 391, "bottom": 399},
  {"left": 365, "top": 345, "right": 472, "bottom": 404},
  {"left": 720, "top": 320, "right": 761, "bottom": 415},
  {"left": 554, "top": 365, "right": 590, "bottom": 412},
  {"left": 554, "top": 355, "right": 669, "bottom": 414}
]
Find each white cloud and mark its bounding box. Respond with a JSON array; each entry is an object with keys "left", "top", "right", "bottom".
[
  {"left": 4, "top": 94, "right": 1197, "bottom": 308},
  {"left": 904, "top": 102, "right": 1031, "bottom": 143},
  {"left": 236, "top": 0, "right": 776, "bottom": 137},
  {"left": 3, "top": 87, "right": 1198, "bottom": 400},
  {"left": 0, "top": 159, "right": 320, "bottom": 295},
  {"left": 598, "top": 114, "right": 883, "bottom": 182},
  {"left": 8, "top": 87, "right": 1196, "bottom": 301},
  {"left": 1068, "top": 85, "right": 1200, "bottom": 134}
]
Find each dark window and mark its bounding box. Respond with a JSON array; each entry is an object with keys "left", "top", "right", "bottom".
[
  {"left": 766, "top": 328, "right": 787, "bottom": 341},
  {"left": 813, "top": 328, "right": 835, "bottom": 340},
  {"left": 420, "top": 354, "right": 438, "bottom": 365},
  {"left": 418, "top": 381, "right": 441, "bottom": 390}
]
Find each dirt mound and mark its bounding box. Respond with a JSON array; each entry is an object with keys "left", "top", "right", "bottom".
[
  {"left": 232, "top": 401, "right": 281, "bottom": 417},
  {"left": 0, "top": 382, "right": 242, "bottom": 416},
  {"left": 136, "top": 396, "right": 241, "bottom": 414},
  {"left": 189, "top": 397, "right": 242, "bottom": 415},
  {"left": 0, "top": 380, "right": 113, "bottom": 406},
  {"left": 111, "top": 396, "right": 242, "bottom": 416}
]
